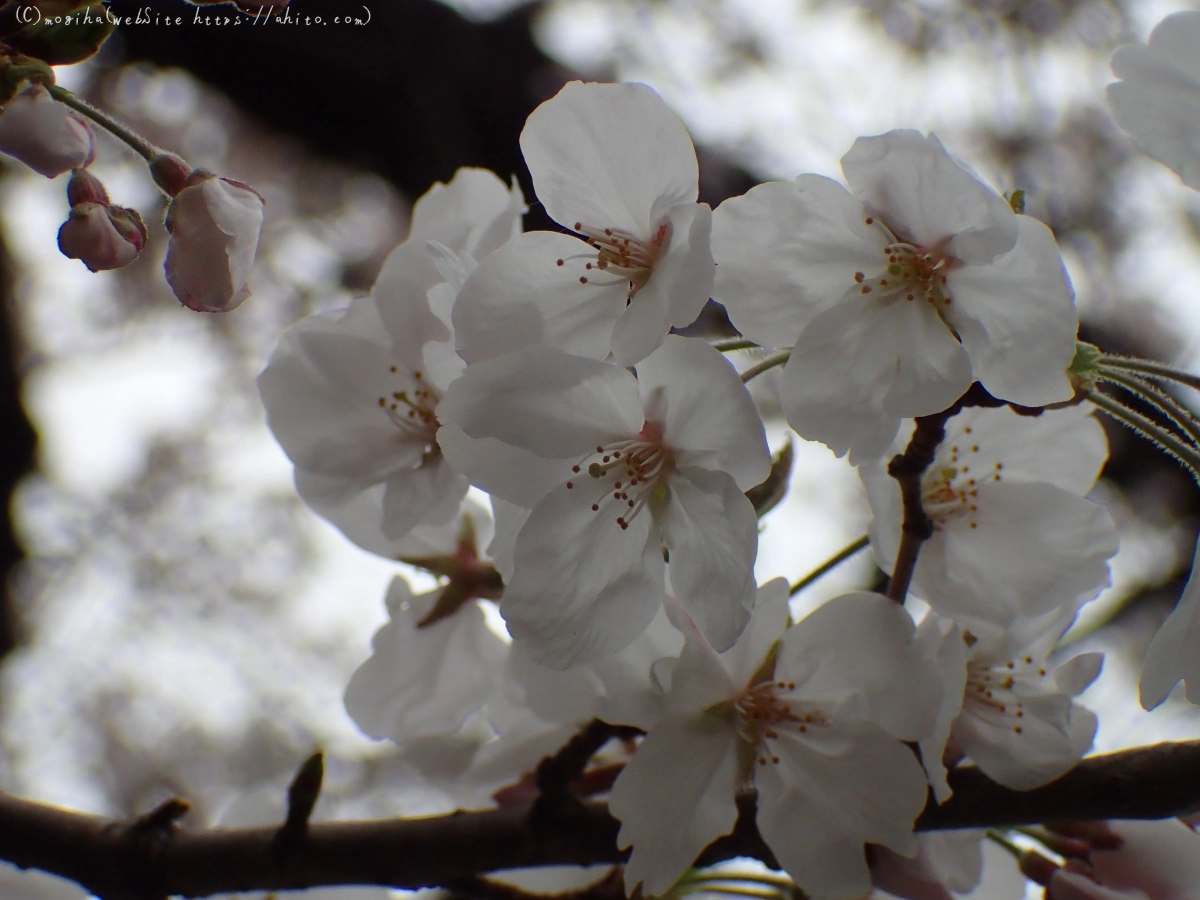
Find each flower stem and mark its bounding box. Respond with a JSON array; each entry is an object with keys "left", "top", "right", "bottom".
[
  {"left": 1099, "top": 355, "right": 1200, "bottom": 393},
  {"left": 1086, "top": 390, "right": 1200, "bottom": 484},
  {"left": 986, "top": 830, "right": 1024, "bottom": 860},
  {"left": 1098, "top": 367, "right": 1200, "bottom": 447},
  {"left": 46, "top": 85, "right": 159, "bottom": 163},
  {"left": 710, "top": 337, "right": 760, "bottom": 353},
  {"left": 789, "top": 535, "right": 870, "bottom": 596},
  {"left": 740, "top": 351, "right": 790, "bottom": 384}
]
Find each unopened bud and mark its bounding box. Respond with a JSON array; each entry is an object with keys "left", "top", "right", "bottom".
[
  {"left": 65, "top": 167, "right": 109, "bottom": 206},
  {"left": 1020, "top": 851, "right": 1061, "bottom": 887},
  {"left": 0, "top": 83, "right": 95, "bottom": 177},
  {"left": 57, "top": 202, "right": 147, "bottom": 272},
  {"left": 164, "top": 172, "right": 264, "bottom": 312},
  {"left": 149, "top": 152, "right": 192, "bottom": 198}
]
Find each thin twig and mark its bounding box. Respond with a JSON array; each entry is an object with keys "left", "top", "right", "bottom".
[
  {"left": 46, "top": 85, "right": 160, "bottom": 162},
  {"left": 531, "top": 719, "right": 642, "bottom": 822},
  {"left": 1087, "top": 390, "right": 1200, "bottom": 483},
  {"left": 789, "top": 536, "right": 870, "bottom": 596},
  {"left": 710, "top": 337, "right": 760, "bottom": 353},
  {"left": 885, "top": 384, "right": 1005, "bottom": 603},
  {"left": 740, "top": 351, "right": 791, "bottom": 384}
]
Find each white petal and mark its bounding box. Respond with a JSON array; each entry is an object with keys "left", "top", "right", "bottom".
[
  {"left": 718, "top": 578, "right": 792, "bottom": 688},
  {"left": 501, "top": 478, "right": 665, "bottom": 668},
  {"left": 1141, "top": 537, "right": 1200, "bottom": 709},
  {"left": 520, "top": 81, "right": 698, "bottom": 237},
  {"left": 609, "top": 713, "right": 741, "bottom": 897},
  {"left": 408, "top": 166, "right": 526, "bottom": 258},
  {"left": 610, "top": 202, "right": 715, "bottom": 368},
  {"left": 436, "top": 424, "right": 563, "bottom": 508},
  {"left": 343, "top": 579, "right": 508, "bottom": 743},
  {"left": 437, "top": 347, "right": 644, "bottom": 459},
  {"left": 634, "top": 335, "right": 770, "bottom": 490},
  {"left": 1049, "top": 870, "right": 1150, "bottom": 900},
  {"left": 951, "top": 690, "right": 1095, "bottom": 791},
  {"left": 712, "top": 175, "right": 890, "bottom": 348},
  {"left": 780, "top": 290, "right": 971, "bottom": 462},
  {"left": 841, "top": 130, "right": 1017, "bottom": 264},
  {"left": 1108, "top": 13, "right": 1200, "bottom": 192},
  {"left": 1055, "top": 652, "right": 1104, "bottom": 697},
  {"left": 658, "top": 469, "right": 758, "bottom": 652},
  {"left": 756, "top": 722, "right": 930, "bottom": 900},
  {"left": 935, "top": 404, "right": 1108, "bottom": 495},
  {"left": 915, "top": 483, "right": 1117, "bottom": 626},
  {"left": 945, "top": 216, "right": 1077, "bottom": 407},
  {"left": 380, "top": 459, "right": 470, "bottom": 538},
  {"left": 488, "top": 496, "right": 530, "bottom": 581},
  {"left": 780, "top": 592, "right": 941, "bottom": 741},
  {"left": 916, "top": 615, "right": 969, "bottom": 804},
  {"left": 453, "top": 231, "right": 627, "bottom": 364},
  {"left": 1093, "top": 818, "right": 1200, "bottom": 900}
]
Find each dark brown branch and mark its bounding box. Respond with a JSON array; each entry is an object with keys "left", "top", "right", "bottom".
[
  {"left": 4, "top": 741, "right": 1200, "bottom": 898},
  {"left": 274, "top": 750, "right": 324, "bottom": 857},
  {"left": 532, "top": 719, "right": 642, "bottom": 819},
  {"left": 886, "top": 384, "right": 1006, "bottom": 602}
]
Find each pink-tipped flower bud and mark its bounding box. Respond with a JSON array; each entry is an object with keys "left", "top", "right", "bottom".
[
  {"left": 57, "top": 202, "right": 148, "bottom": 272},
  {"left": 149, "top": 152, "right": 191, "bottom": 198},
  {"left": 0, "top": 83, "right": 95, "bottom": 177},
  {"left": 164, "top": 171, "right": 264, "bottom": 313},
  {"left": 65, "top": 167, "right": 110, "bottom": 206}
]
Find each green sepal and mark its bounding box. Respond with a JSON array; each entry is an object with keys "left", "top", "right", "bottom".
[
  {"left": 1068, "top": 341, "right": 1103, "bottom": 396},
  {"left": 1007, "top": 189, "right": 1026, "bottom": 214},
  {"left": 6, "top": 5, "right": 116, "bottom": 66},
  {"left": 744, "top": 440, "right": 793, "bottom": 519}
]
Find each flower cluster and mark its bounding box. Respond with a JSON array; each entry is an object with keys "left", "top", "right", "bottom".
[
  {"left": 0, "top": 70, "right": 264, "bottom": 312},
  {"left": 254, "top": 68, "right": 1200, "bottom": 900}
]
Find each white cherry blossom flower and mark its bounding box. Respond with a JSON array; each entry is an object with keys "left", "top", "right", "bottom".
[
  {"left": 343, "top": 574, "right": 508, "bottom": 746},
  {"left": 870, "top": 832, "right": 985, "bottom": 900},
  {"left": 1092, "top": 819, "right": 1200, "bottom": 900},
  {"left": 0, "top": 83, "right": 95, "bottom": 178},
  {"left": 259, "top": 168, "right": 524, "bottom": 558},
  {"left": 453, "top": 81, "right": 714, "bottom": 368},
  {"left": 438, "top": 335, "right": 770, "bottom": 667},
  {"left": 712, "top": 130, "right": 1078, "bottom": 461},
  {"left": 861, "top": 404, "right": 1117, "bottom": 626},
  {"left": 609, "top": 582, "right": 941, "bottom": 900},
  {"left": 919, "top": 607, "right": 1102, "bottom": 798},
  {"left": 1049, "top": 870, "right": 1151, "bottom": 900},
  {"left": 1107, "top": 12, "right": 1200, "bottom": 192},
  {"left": 1140, "top": 537, "right": 1200, "bottom": 710}
]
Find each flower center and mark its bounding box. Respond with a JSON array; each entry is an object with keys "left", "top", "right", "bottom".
[
  {"left": 851, "top": 217, "right": 956, "bottom": 310},
  {"left": 920, "top": 426, "right": 1004, "bottom": 531},
  {"left": 554, "top": 220, "right": 671, "bottom": 296},
  {"left": 734, "top": 680, "right": 827, "bottom": 767},
  {"left": 562, "top": 421, "right": 675, "bottom": 530},
  {"left": 965, "top": 652, "right": 1048, "bottom": 736},
  {"left": 377, "top": 367, "right": 441, "bottom": 465}
]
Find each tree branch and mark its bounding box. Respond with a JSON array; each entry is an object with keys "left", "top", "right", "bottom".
[
  {"left": 886, "top": 383, "right": 1006, "bottom": 602},
  {"left": 4, "top": 741, "right": 1200, "bottom": 898}
]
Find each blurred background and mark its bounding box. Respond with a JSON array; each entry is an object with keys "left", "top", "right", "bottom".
[{"left": 1, "top": 0, "right": 1200, "bottom": 893}]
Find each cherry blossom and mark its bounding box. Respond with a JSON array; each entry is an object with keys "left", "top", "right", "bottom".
[
  {"left": 861, "top": 404, "right": 1117, "bottom": 626},
  {"left": 870, "top": 832, "right": 985, "bottom": 900},
  {"left": 1140, "top": 537, "right": 1200, "bottom": 710},
  {"left": 712, "top": 130, "right": 1078, "bottom": 461},
  {"left": 343, "top": 574, "right": 508, "bottom": 746},
  {"left": 1107, "top": 12, "right": 1200, "bottom": 192},
  {"left": 1049, "top": 870, "right": 1151, "bottom": 900},
  {"left": 1091, "top": 819, "right": 1200, "bottom": 900},
  {"left": 164, "top": 171, "right": 265, "bottom": 312},
  {"left": 919, "top": 607, "right": 1102, "bottom": 798},
  {"left": 0, "top": 83, "right": 95, "bottom": 178},
  {"left": 438, "top": 335, "right": 770, "bottom": 667},
  {"left": 608, "top": 582, "right": 941, "bottom": 900},
  {"left": 452, "top": 81, "right": 714, "bottom": 368},
  {"left": 259, "top": 169, "right": 524, "bottom": 558}
]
